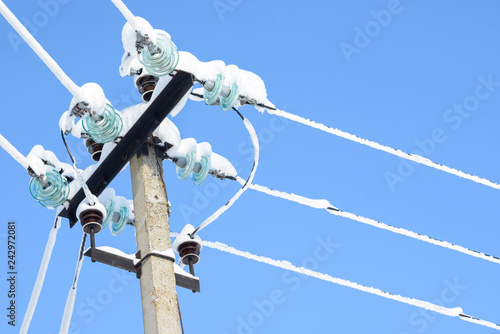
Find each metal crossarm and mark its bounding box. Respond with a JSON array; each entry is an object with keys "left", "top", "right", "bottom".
[{"left": 59, "top": 71, "right": 194, "bottom": 226}]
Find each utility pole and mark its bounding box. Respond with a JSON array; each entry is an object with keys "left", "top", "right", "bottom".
[{"left": 130, "top": 143, "right": 181, "bottom": 334}]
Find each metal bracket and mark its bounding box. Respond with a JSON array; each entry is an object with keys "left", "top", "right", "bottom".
[
  {"left": 59, "top": 71, "right": 194, "bottom": 226},
  {"left": 84, "top": 246, "right": 200, "bottom": 292}
]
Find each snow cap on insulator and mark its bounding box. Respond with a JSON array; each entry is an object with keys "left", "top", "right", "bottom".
[
  {"left": 26, "top": 145, "right": 74, "bottom": 180},
  {"left": 167, "top": 138, "right": 197, "bottom": 159},
  {"left": 121, "top": 16, "right": 158, "bottom": 54},
  {"left": 77, "top": 199, "right": 107, "bottom": 234},
  {"left": 196, "top": 142, "right": 212, "bottom": 159},
  {"left": 173, "top": 224, "right": 202, "bottom": 266},
  {"left": 70, "top": 83, "right": 107, "bottom": 117},
  {"left": 209, "top": 153, "right": 237, "bottom": 178}
]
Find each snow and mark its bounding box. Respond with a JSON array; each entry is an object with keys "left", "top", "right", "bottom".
[
  {"left": 76, "top": 199, "right": 107, "bottom": 221},
  {"left": 210, "top": 153, "right": 237, "bottom": 178},
  {"left": 172, "top": 224, "right": 202, "bottom": 254},
  {"left": 59, "top": 233, "right": 86, "bottom": 334},
  {"left": 174, "top": 263, "right": 197, "bottom": 279},
  {"left": 59, "top": 111, "right": 75, "bottom": 135},
  {"left": 121, "top": 16, "right": 156, "bottom": 52},
  {"left": 266, "top": 108, "right": 500, "bottom": 190},
  {"left": 0, "top": 133, "right": 29, "bottom": 170},
  {"left": 153, "top": 117, "right": 181, "bottom": 149},
  {"left": 93, "top": 246, "right": 137, "bottom": 261},
  {"left": 332, "top": 209, "right": 500, "bottom": 265},
  {"left": 177, "top": 52, "right": 226, "bottom": 83},
  {"left": 237, "top": 178, "right": 334, "bottom": 209},
  {"left": 459, "top": 314, "right": 500, "bottom": 331},
  {"left": 26, "top": 154, "right": 46, "bottom": 179},
  {"left": 202, "top": 239, "right": 466, "bottom": 318},
  {"left": 242, "top": 180, "right": 500, "bottom": 265},
  {"left": 196, "top": 142, "right": 212, "bottom": 159},
  {"left": 99, "top": 188, "right": 133, "bottom": 217},
  {"left": 70, "top": 83, "right": 107, "bottom": 117},
  {"left": 69, "top": 159, "right": 98, "bottom": 206},
  {"left": 193, "top": 117, "right": 259, "bottom": 234},
  {"left": 120, "top": 51, "right": 143, "bottom": 77},
  {"left": 72, "top": 119, "right": 84, "bottom": 139},
  {"left": 167, "top": 138, "right": 197, "bottom": 158},
  {"left": 0, "top": 1, "right": 80, "bottom": 96},
  {"left": 68, "top": 164, "right": 98, "bottom": 202},
  {"left": 177, "top": 51, "right": 268, "bottom": 105},
  {"left": 20, "top": 216, "right": 61, "bottom": 334},
  {"left": 147, "top": 73, "right": 191, "bottom": 118},
  {"left": 27, "top": 145, "right": 75, "bottom": 179}
]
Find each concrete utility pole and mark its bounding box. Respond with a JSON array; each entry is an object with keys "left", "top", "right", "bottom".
[{"left": 130, "top": 143, "right": 181, "bottom": 334}]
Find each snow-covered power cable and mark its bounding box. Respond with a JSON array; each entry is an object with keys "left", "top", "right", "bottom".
[
  {"left": 235, "top": 178, "right": 500, "bottom": 265},
  {"left": 60, "top": 233, "right": 87, "bottom": 334},
  {"left": 0, "top": 1, "right": 79, "bottom": 96},
  {"left": 203, "top": 239, "right": 500, "bottom": 331},
  {"left": 192, "top": 110, "right": 259, "bottom": 236},
  {"left": 110, "top": 0, "right": 137, "bottom": 27},
  {"left": 0, "top": 133, "right": 29, "bottom": 170},
  {"left": 61, "top": 131, "right": 97, "bottom": 206},
  {"left": 20, "top": 216, "right": 62, "bottom": 334},
  {"left": 264, "top": 108, "right": 500, "bottom": 190}
]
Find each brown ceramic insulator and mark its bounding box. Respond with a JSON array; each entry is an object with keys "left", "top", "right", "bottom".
[
  {"left": 178, "top": 241, "right": 201, "bottom": 265},
  {"left": 136, "top": 75, "right": 159, "bottom": 102},
  {"left": 79, "top": 209, "right": 103, "bottom": 234},
  {"left": 85, "top": 138, "right": 103, "bottom": 162}
]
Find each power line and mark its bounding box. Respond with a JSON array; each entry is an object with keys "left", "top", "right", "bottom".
[
  {"left": 235, "top": 178, "right": 500, "bottom": 265},
  {"left": 61, "top": 131, "right": 97, "bottom": 206},
  {"left": 110, "top": 0, "right": 136, "bottom": 25},
  {"left": 202, "top": 238, "right": 500, "bottom": 332},
  {"left": 20, "top": 216, "right": 61, "bottom": 334},
  {"left": 192, "top": 110, "right": 259, "bottom": 236},
  {"left": 0, "top": 133, "right": 29, "bottom": 170},
  {"left": 0, "top": 0, "right": 80, "bottom": 96},
  {"left": 60, "top": 233, "right": 87, "bottom": 334},
  {"left": 260, "top": 108, "right": 500, "bottom": 190}
]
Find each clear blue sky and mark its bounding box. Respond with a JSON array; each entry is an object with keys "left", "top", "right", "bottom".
[{"left": 1, "top": 0, "right": 499, "bottom": 333}]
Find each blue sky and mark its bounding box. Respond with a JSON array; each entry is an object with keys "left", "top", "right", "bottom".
[{"left": 0, "top": 0, "right": 500, "bottom": 333}]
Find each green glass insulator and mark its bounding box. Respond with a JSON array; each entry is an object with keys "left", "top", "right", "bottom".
[
  {"left": 204, "top": 74, "right": 224, "bottom": 105},
  {"left": 221, "top": 83, "right": 239, "bottom": 111},
  {"left": 83, "top": 104, "right": 123, "bottom": 144},
  {"left": 29, "top": 168, "right": 70, "bottom": 209},
  {"left": 138, "top": 32, "right": 179, "bottom": 77},
  {"left": 110, "top": 205, "right": 129, "bottom": 236},
  {"left": 192, "top": 155, "right": 211, "bottom": 185},
  {"left": 176, "top": 150, "right": 196, "bottom": 180}
]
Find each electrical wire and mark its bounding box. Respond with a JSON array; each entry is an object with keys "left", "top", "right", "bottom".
[
  {"left": 263, "top": 107, "right": 500, "bottom": 190},
  {"left": 0, "top": 133, "right": 29, "bottom": 170},
  {"left": 177, "top": 298, "right": 185, "bottom": 334},
  {"left": 61, "top": 130, "right": 97, "bottom": 206},
  {"left": 202, "top": 239, "right": 500, "bottom": 331},
  {"left": 0, "top": 1, "right": 80, "bottom": 96},
  {"left": 60, "top": 233, "right": 87, "bottom": 334},
  {"left": 191, "top": 109, "right": 259, "bottom": 236},
  {"left": 20, "top": 215, "right": 62, "bottom": 334},
  {"left": 235, "top": 178, "right": 500, "bottom": 265},
  {"left": 110, "top": 0, "right": 137, "bottom": 28}
]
